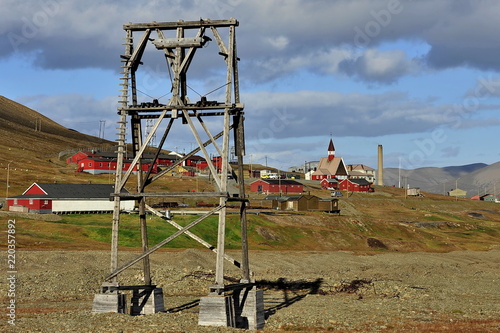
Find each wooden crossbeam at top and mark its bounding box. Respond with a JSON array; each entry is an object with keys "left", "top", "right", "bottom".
[{"left": 124, "top": 18, "right": 238, "bottom": 31}]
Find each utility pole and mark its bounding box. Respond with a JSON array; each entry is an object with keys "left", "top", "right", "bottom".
[
  {"left": 398, "top": 157, "right": 401, "bottom": 188},
  {"left": 5, "top": 161, "right": 12, "bottom": 201},
  {"left": 249, "top": 154, "right": 253, "bottom": 178},
  {"left": 34, "top": 118, "right": 42, "bottom": 132}
]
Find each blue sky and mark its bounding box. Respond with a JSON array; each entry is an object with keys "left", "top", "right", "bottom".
[{"left": 1, "top": 0, "right": 500, "bottom": 170}]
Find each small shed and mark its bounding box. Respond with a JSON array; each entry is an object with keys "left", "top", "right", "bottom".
[
  {"left": 448, "top": 188, "right": 467, "bottom": 198},
  {"left": 7, "top": 183, "right": 134, "bottom": 214},
  {"left": 264, "top": 195, "right": 319, "bottom": 211},
  {"left": 406, "top": 188, "right": 421, "bottom": 196},
  {"left": 318, "top": 198, "right": 340, "bottom": 214}
]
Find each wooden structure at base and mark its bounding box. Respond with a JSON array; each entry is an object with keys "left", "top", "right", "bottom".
[{"left": 92, "top": 18, "right": 263, "bottom": 329}]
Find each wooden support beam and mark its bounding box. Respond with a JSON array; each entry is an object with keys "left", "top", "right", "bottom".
[
  {"left": 181, "top": 109, "right": 222, "bottom": 190},
  {"left": 124, "top": 103, "right": 244, "bottom": 112},
  {"left": 211, "top": 26, "right": 229, "bottom": 57},
  {"left": 106, "top": 205, "right": 224, "bottom": 281},
  {"left": 124, "top": 18, "right": 238, "bottom": 31},
  {"left": 146, "top": 124, "right": 233, "bottom": 185},
  {"left": 140, "top": 118, "right": 174, "bottom": 192},
  {"left": 197, "top": 115, "right": 224, "bottom": 158},
  {"left": 234, "top": 112, "right": 250, "bottom": 282},
  {"left": 110, "top": 29, "right": 133, "bottom": 283},
  {"left": 112, "top": 192, "right": 227, "bottom": 199},
  {"left": 215, "top": 108, "right": 231, "bottom": 286},
  {"left": 118, "top": 109, "right": 167, "bottom": 190},
  {"left": 128, "top": 29, "right": 151, "bottom": 72},
  {"left": 146, "top": 204, "right": 252, "bottom": 273}
]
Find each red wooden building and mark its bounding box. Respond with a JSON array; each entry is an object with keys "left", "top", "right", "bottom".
[
  {"left": 67, "top": 150, "right": 208, "bottom": 175},
  {"left": 320, "top": 178, "right": 339, "bottom": 190},
  {"left": 197, "top": 156, "right": 224, "bottom": 172},
  {"left": 75, "top": 157, "right": 158, "bottom": 175},
  {"left": 338, "top": 178, "right": 372, "bottom": 192},
  {"left": 250, "top": 179, "right": 303, "bottom": 194}
]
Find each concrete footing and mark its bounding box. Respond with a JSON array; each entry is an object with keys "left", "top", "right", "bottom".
[
  {"left": 198, "top": 287, "right": 265, "bottom": 329},
  {"left": 92, "top": 293, "right": 127, "bottom": 314},
  {"left": 235, "top": 287, "right": 265, "bottom": 330},
  {"left": 198, "top": 295, "right": 235, "bottom": 327},
  {"left": 92, "top": 285, "right": 164, "bottom": 315}
]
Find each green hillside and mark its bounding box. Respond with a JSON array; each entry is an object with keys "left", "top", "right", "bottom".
[{"left": 3, "top": 184, "right": 500, "bottom": 253}]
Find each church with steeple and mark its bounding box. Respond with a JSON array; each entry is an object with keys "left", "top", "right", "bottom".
[
  {"left": 327, "top": 138, "right": 335, "bottom": 161},
  {"left": 311, "top": 138, "right": 348, "bottom": 181}
]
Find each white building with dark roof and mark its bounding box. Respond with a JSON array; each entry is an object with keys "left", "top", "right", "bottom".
[
  {"left": 7, "top": 183, "right": 134, "bottom": 214},
  {"left": 346, "top": 164, "right": 376, "bottom": 183}
]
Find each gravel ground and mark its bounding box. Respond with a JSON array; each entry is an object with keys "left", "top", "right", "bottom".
[{"left": 1, "top": 249, "right": 500, "bottom": 332}]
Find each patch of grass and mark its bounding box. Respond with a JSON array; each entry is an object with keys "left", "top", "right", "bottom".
[
  {"left": 423, "top": 215, "right": 446, "bottom": 221},
  {"left": 85, "top": 226, "right": 111, "bottom": 243}
]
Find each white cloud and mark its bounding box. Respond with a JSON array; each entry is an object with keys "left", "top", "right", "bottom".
[
  {"left": 243, "top": 90, "right": 477, "bottom": 141},
  {"left": 338, "top": 49, "right": 417, "bottom": 83},
  {"left": 265, "top": 36, "right": 289, "bottom": 50},
  {"left": 466, "top": 76, "right": 500, "bottom": 98}
]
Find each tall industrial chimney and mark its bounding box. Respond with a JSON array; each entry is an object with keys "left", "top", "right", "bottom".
[{"left": 377, "top": 144, "right": 384, "bottom": 186}]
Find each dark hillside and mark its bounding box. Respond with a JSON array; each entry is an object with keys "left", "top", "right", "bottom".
[
  {"left": 442, "top": 163, "right": 487, "bottom": 177},
  {"left": 0, "top": 95, "right": 108, "bottom": 144},
  {"left": 0, "top": 95, "right": 112, "bottom": 196}
]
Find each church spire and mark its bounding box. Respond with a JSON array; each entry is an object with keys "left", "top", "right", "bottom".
[{"left": 328, "top": 138, "right": 335, "bottom": 161}]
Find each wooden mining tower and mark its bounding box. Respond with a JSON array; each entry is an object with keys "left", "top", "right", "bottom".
[{"left": 92, "top": 18, "right": 264, "bottom": 329}]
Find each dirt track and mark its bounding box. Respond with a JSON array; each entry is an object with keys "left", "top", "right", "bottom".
[{"left": 1, "top": 249, "right": 500, "bottom": 332}]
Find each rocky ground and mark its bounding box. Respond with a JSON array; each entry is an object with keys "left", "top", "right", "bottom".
[{"left": 1, "top": 249, "right": 500, "bottom": 332}]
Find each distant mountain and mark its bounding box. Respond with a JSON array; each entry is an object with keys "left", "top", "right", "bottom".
[{"left": 383, "top": 162, "right": 500, "bottom": 197}]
